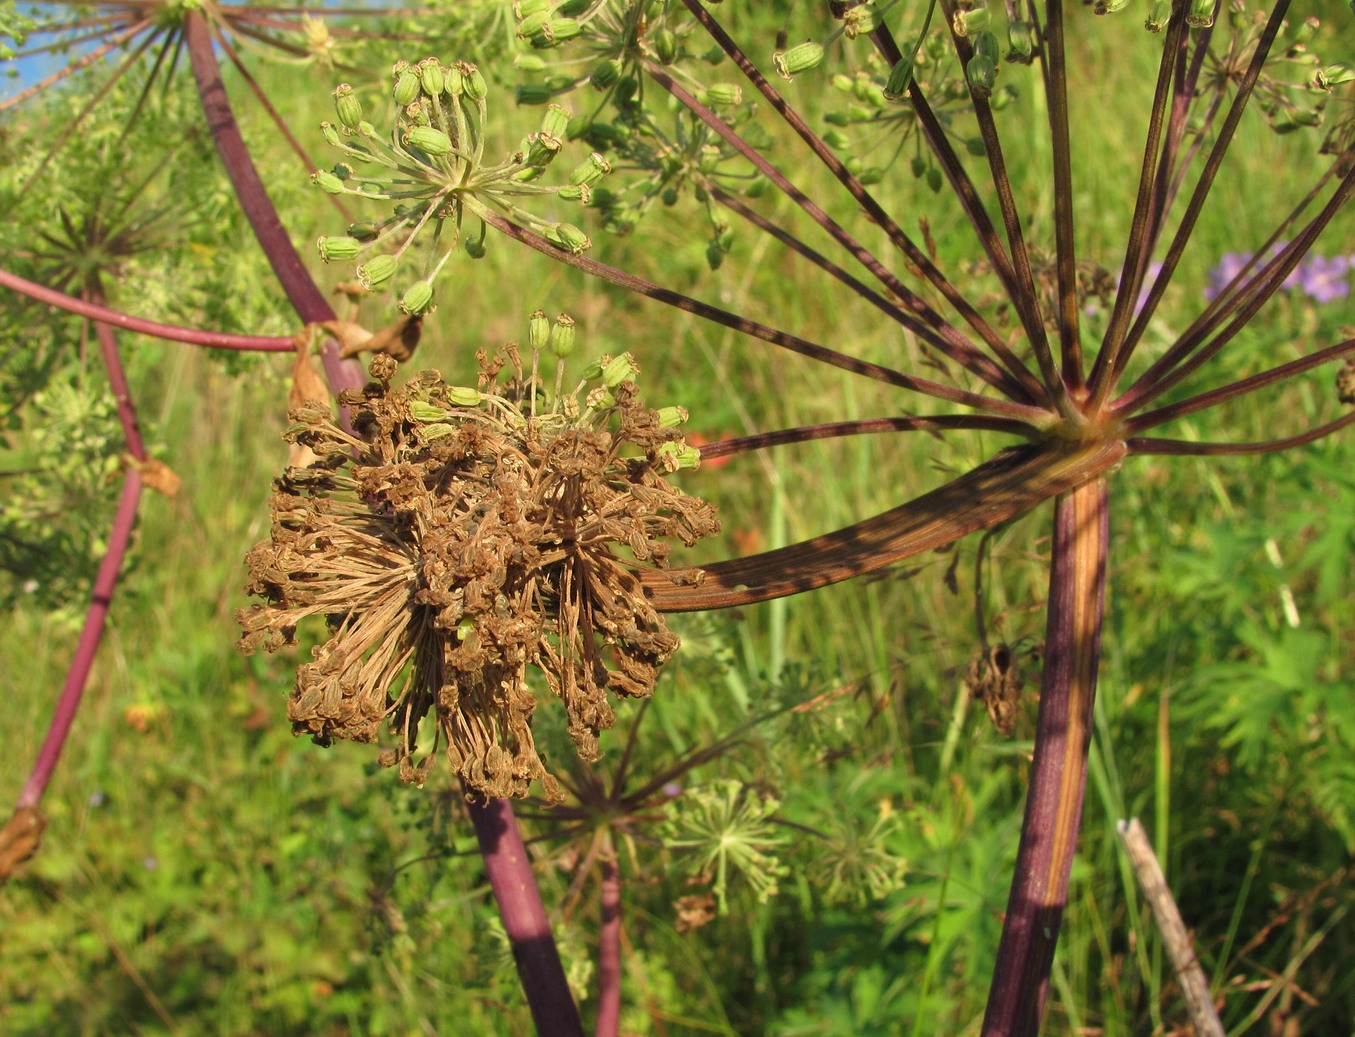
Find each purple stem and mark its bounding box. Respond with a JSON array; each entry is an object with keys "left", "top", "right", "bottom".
[
  {"left": 981, "top": 478, "right": 1108, "bottom": 1036},
  {"left": 181, "top": 11, "right": 364, "bottom": 397},
  {"left": 0, "top": 267, "right": 293, "bottom": 351},
  {"left": 467, "top": 794, "right": 586, "bottom": 1037},
  {"left": 18, "top": 469, "right": 144, "bottom": 810},
  {"left": 89, "top": 284, "right": 147, "bottom": 460},
  {"left": 595, "top": 837, "right": 621, "bottom": 1037}
]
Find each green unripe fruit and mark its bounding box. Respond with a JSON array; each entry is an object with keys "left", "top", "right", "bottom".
[
  {"left": 394, "top": 68, "right": 420, "bottom": 106},
  {"left": 446, "top": 386, "right": 482, "bottom": 406},
  {"left": 651, "top": 28, "right": 678, "bottom": 64},
  {"left": 334, "top": 83, "right": 362, "bottom": 129},
  {"left": 418, "top": 59, "right": 445, "bottom": 96},
  {"left": 311, "top": 169, "right": 346, "bottom": 194},
  {"left": 705, "top": 83, "right": 742, "bottom": 106},
  {"left": 316, "top": 235, "right": 362, "bottom": 262},
  {"left": 601, "top": 352, "right": 637, "bottom": 388},
  {"left": 357, "top": 254, "right": 397, "bottom": 289},
  {"left": 528, "top": 309, "right": 550, "bottom": 351},
  {"left": 546, "top": 223, "right": 590, "bottom": 253},
  {"left": 774, "top": 42, "right": 824, "bottom": 81},
  {"left": 550, "top": 314, "right": 576, "bottom": 358},
  {"left": 404, "top": 126, "right": 453, "bottom": 157},
  {"left": 400, "top": 281, "right": 435, "bottom": 315}
]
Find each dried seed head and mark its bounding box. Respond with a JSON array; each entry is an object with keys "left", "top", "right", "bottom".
[{"left": 239, "top": 349, "right": 719, "bottom": 802}]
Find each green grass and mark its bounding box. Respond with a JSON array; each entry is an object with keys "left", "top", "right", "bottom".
[{"left": 4, "top": 6, "right": 1355, "bottom": 1035}]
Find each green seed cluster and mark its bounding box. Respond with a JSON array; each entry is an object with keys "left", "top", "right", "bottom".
[{"left": 312, "top": 57, "right": 606, "bottom": 315}]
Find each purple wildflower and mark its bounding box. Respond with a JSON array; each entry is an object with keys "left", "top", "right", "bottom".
[
  {"left": 1296, "top": 254, "right": 1351, "bottom": 303},
  {"left": 1205, "top": 251, "right": 1253, "bottom": 301}
]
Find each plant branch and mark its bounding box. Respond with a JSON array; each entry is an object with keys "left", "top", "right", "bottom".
[
  {"left": 671, "top": 1, "right": 1050, "bottom": 405},
  {"left": 1104, "top": 0, "right": 1293, "bottom": 394},
  {"left": 480, "top": 211, "right": 1045, "bottom": 421},
  {"left": 17, "top": 469, "right": 144, "bottom": 810},
  {"left": 182, "top": 11, "right": 364, "bottom": 396},
  {"left": 643, "top": 439, "right": 1125, "bottom": 612},
  {"left": 0, "top": 267, "right": 293, "bottom": 351},
  {"left": 981, "top": 476, "right": 1108, "bottom": 1037},
  {"left": 696, "top": 414, "right": 1036, "bottom": 463},
  {"left": 709, "top": 186, "right": 1032, "bottom": 400},
  {"left": 1086, "top": 10, "right": 1188, "bottom": 407},
  {"left": 1040, "top": 0, "right": 1084, "bottom": 389}
]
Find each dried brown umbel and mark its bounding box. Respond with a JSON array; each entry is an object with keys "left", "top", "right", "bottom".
[{"left": 238, "top": 339, "right": 719, "bottom": 802}]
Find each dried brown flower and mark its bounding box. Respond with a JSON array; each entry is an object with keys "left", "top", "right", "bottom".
[{"left": 238, "top": 347, "right": 719, "bottom": 802}]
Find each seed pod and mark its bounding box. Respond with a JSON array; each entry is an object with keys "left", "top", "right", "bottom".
[
  {"left": 550, "top": 314, "right": 576, "bottom": 358},
  {"left": 400, "top": 281, "right": 436, "bottom": 315},
  {"left": 967, "top": 52, "right": 997, "bottom": 99},
  {"left": 1006, "top": 21, "right": 1035, "bottom": 62},
  {"left": 404, "top": 126, "right": 453, "bottom": 157},
  {"left": 348, "top": 221, "right": 380, "bottom": 242},
  {"left": 569, "top": 151, "right": 611, "bottom": 186},
  {"left": 657, "top": 441, "right": 701, "bottom": 471},
  {"left": 774, "top": 42, "right": 824, "bottom": 81},
  {"left": 463, "top": 64, "right": 488, "bottom": 101},
  {"left": 541, "top": 104, "right": 571, "bottom": 139},
  {"left": 334, "top": 83, "right": 362, "bottom": 129},
  {"left": 394, "top": 67, "right": 421, "bottom": 106},
  {"left": 651, "top": 27, "right": 678, "bottom": 64},
  {"left": 546, "top": 223, "right": 590, "bottom": 253},
  {"left": 446, "top": 386, "right": 482, "bottom": 406},
  {"left": 952, "top": 4, "right": 992, "bottom": 36},
  {"left": 418, "top": 59, "right": 445, "bottom": 96},
  {"left": 311, "top": 170, "right": 346, "bottom": 194},
  {"left": 591, "top": 59, "right": 623, "bottom": 90},
  {"left": 656, "top": 406, "right": 688, "bottom": 428},
  {"left": 516, "top": 84, "right": 553, "bottom": 106},
  {"left": 320, "top": 121, "right": 343, "bottom": 147},
  {"left": 357, "top": 254, "right": 398, "bottom": 289},
  {"left": 704, "top": 83, "right": 743, "bottom": 106},
  {"left": 1144, "top": 0, "right": 1171, "bottom": 30},
  {"left": 528, "top": 309, "right": 550, "bottom": 351},
  {"left": 317, "top": 235, "right": 362, "bottom": 262},
  {"left": 1186, "top": 0, "right": 1214, "bottom": 27},
  {"left": 1313, "top": 62, "right": 1355, "bottom": 91},
  {"left": 843, "top": 2, "right": 882, "bottom": 38},
  {"left": 602, "top": 352, "right": 637, "bottom": 388},
  {"left": 883, "top": 57, "right": 914, "bottom": 100},
  {"left": 409, "top": 400, "right": 448, "bottom": 422}
]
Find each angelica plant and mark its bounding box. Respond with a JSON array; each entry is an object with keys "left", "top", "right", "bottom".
[{"left": 2, "top": 1, "right": 1354, "bottom": 1036}]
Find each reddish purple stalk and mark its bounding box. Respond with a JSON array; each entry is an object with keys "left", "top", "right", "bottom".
[
  {"left": 467, "top": 794, "right": 586, "bottom": 1037},
  {"left": 0, "top": 267, "right": 293, "bottom": 351},
  {"left": 595, "top": 838, "right": 622, "bottom": 1037},
  {"left": 18, "top": 468, "right": 144, "bottom": 811},
  {"left": 981, "top": 479, "right": 1108, "bottom": 1035}
]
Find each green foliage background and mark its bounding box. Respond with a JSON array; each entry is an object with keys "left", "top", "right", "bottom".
[{"left": 2, "top": 3, "right": 1353, "bottom": 1034}]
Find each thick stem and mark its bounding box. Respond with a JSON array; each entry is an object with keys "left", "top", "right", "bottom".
[
  {"left": 981, "top": 477, "right": 1108, "bottom": 1037},
  {"left": 466, "top": 793, "right": 585, "bottom": 1037},
  {"left": 18, "top": 470, "right": 144, "bottom": 810},
  {"left": 595, "top": 833, "right": 622, "bottom": 1037},
  {"left": 182, "top": 11, "right": 364, "bottom": 396}
]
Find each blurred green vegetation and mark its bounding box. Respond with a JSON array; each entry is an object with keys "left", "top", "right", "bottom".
[{"left": 2, "top": 3, "right": 1353, "bottom": 1035}]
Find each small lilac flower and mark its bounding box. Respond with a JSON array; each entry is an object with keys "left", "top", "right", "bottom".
[
  {"left": 143, "top": 856, "right": 158, "bottom": 870},
  {"left": 1205, "top": 251, "right": 1252, "bottom": 301},
  {"left": 1134, "top": 261, "right": 1164, "bottom": 316},
  {"left": 88, "top": 790, "right": 106, "bottom": 808},
  {"left": 662, "top": 782, "right": 684, "bottom": 798},
  {"left": 1297, "top": 254, "right": 1351, "bottom": 304}
]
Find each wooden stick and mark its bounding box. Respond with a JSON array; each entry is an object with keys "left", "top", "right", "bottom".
[{"left": 1117, "top": 818, "right": 1224, "bottom": 1037}]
